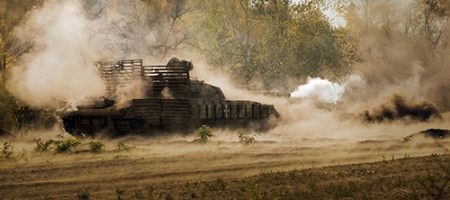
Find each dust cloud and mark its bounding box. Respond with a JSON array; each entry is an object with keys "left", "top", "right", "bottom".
[
  {"left": 5, "top": 0, "right": 180, "bottom": 108},
  {"left": 6, "top": 0, "right": 106, "bottom": 107},
  {"left": 2, "top": 3, "right": 450, "bottom": 196},
  {"left": 161, "top": 86, "right": 174, "bottom": 99},
  {"left": 361, "top": 95, "right": 442, "bottom": 123},
  {"left": 115, "top": 80, "right": 149, "bottom": 109},
  {"left": 340, "top": 0, "right": 450, "bottom": 115},
  {"left": 2, "top": 0, "right": 450, "bottom": 154},
  {"left": 184, "top": 55, "right": 450, "bottom": 142}
]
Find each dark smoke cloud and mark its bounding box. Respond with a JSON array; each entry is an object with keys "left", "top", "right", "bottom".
[
  {"left": 418, "top": 128, "right": 450, "bottom": 139},
  {"left": 361, "top": 95, "right": 442, "bottom": 123}
]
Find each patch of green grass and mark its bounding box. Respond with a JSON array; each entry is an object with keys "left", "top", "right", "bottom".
[
  {"left": 76, "top": 189, "right": 90, "bottom": 200},
  {"left": 88, "top": 141, "right": 104, "bottom": 153},
  {"left": 1, "top": 142, "right": 13, "bottom": 158},
  {"left": 54, "top": 138, "right": 81, "bottom": 153},
  {"left": 238, "top": 129, "right": 256, "bottom": 145},
  {"left": 34, "top": 138, "right": 55, "bottom": 152}
]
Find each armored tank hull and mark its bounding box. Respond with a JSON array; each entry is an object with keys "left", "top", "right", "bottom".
[{"left": 60, "top": 58, "right": 279, "bottom": 137}]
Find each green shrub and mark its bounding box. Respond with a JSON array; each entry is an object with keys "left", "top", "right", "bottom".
[
  {"left": 116, "top": 141, "right": 131, "bottom": 152},
  {"left": 34, "top": 138, "right": 55, "bottom": 152},
  {"left": 194, "top": 125, "right": 213, "bottom": 144},
  {"left": 1, "top": 142, "right": 13, "bottom": 158},
  {"left": 238, "top": 129, "right": 256, "bottom": 145},
  {"left": 55, "top": 138, "right": 81, "bottom": 153},
  {"left": 76, "top": 190, "right": 90, "bottom": 200},
  {"left": 88, "top": 141, "right": 104, "bottom": 153}
]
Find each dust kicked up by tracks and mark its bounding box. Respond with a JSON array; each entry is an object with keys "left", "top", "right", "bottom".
[{"left": 1, "top": 123, "right": 449, "bottom": 199}]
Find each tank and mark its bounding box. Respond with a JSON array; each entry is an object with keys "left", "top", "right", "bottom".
[{"left": 60, "top": 58, "right": 279, "bottom": 137}]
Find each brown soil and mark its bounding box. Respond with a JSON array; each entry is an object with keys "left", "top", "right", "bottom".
[{"left": 0, "top": 135, "right": 448, "bottom": 199}]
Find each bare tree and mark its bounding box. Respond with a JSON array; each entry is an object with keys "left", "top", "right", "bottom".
[
  {"left": 0, "top": 0, "right": 42, "bottom": 72},
  {"left": 421, "top": 0, "right": 450, "bottom": 51}
]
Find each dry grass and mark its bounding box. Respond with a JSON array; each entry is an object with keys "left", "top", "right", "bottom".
[{"left": 108, "top": 154, "right": 450, "bottom": 200}]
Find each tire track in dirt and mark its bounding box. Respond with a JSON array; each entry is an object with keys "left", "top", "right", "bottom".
[
  {"left": 1, "top": 139, "right": 448, "bottom": 199},
  {"left": 0, "top": 150, "right": 374, "bottom": 199}
]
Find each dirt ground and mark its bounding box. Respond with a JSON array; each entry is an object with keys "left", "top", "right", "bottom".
[
  {"left": 0, "top": 128, "right": 449, "bottom": 199},
  {"left": 133, "top": 154, "right": 450, "bottom": 199}
]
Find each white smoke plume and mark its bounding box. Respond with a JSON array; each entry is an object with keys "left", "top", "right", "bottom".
[{"left": 290, "top": 75, "right": 362, "bottom": 104}]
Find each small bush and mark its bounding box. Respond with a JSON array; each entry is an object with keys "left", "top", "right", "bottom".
[
  {"left": 88, "top": 141, "right": 104, "bottom": 153},
  {"left": 194, "top": 125, "right": 213, "bottom": 144},
  {"left": 55, "top": 138, "right": 81, "bottom": 153},
  {"left": 116, "top": 141, "right": 131, "bottom": 152},
  {"left": 1, "top": 142, "right": 13, "bottom": 158},
  {"left": 76, "top": 190, "right": 90, "bottom": 200},
  {"left": 34, "top": 138, "right": 55, "bottom": 152},
  {"left": 238, "top": 129, "right": 256, "bottom": 145}
]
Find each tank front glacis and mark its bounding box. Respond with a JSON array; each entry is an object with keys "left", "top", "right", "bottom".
[{"left": 61, "top": 58, "right": 279, "bottom": 137}]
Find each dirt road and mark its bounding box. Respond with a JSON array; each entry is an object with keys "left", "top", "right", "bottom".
[{"left": 0, "top": 134, "right": 448, "bottom": 199}]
